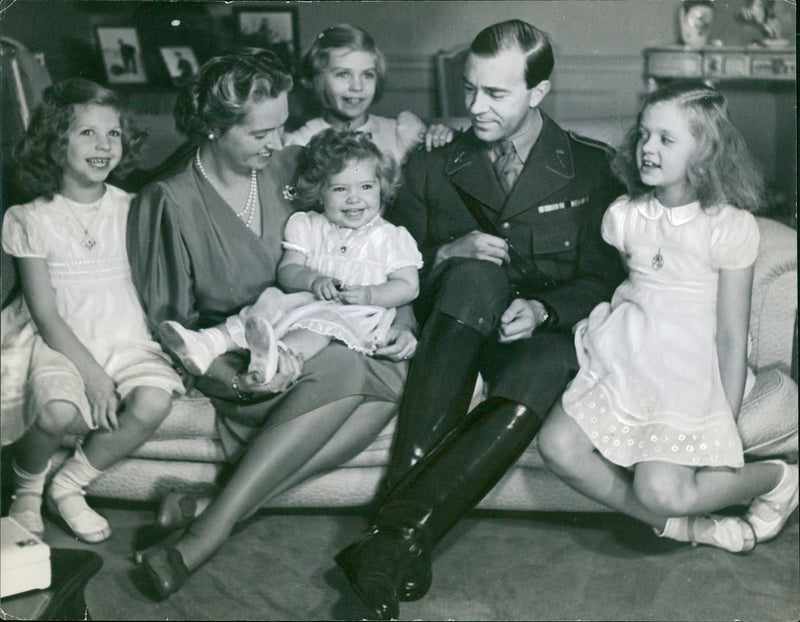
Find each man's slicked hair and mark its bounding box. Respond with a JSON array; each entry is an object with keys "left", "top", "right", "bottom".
[{"left": 470, "top": 19, "right": 554, "bottom": 88}]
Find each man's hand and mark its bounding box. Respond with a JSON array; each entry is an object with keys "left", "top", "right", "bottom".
[
  {"left": 498, "top": 298, "right": 549, "bottom": 343},
  {"left": 436, "top": 231, "right": 510, "bottom": 266}
]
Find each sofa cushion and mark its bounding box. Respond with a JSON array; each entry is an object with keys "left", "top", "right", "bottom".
[{"left": 740, "top": 368, "right": 799, "bottom": 460}]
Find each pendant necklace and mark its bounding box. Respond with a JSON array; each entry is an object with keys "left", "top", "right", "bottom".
[
  {"left": 196, "top": 149, "right": 258, "bottom": 227},
  {"left": 332, "top": 225, "right": 350, "bottom": 254},
  {"left": 652, "top": 248, "right": 664, "bottom": 270},
  {"left": 62, "top": 195, "right": 103, "bottom": 250}
]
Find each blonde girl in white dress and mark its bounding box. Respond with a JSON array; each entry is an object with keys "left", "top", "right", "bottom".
[
  {"left": 160, "top": 128, "right": 422, "bottom": 388},
  {"left": 284, "top": 24, "right": 453, "bottom": 165},
  {"left": 538, "top": 83, "right": 798, "bottom": 554},
  {"left": 1, "top": 79, "right": 183, "bottom": 543}
]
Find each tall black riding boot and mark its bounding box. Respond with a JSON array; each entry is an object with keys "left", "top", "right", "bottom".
[
  {"left": 383, "top": 310, "right": 485, "bottom": 492},
  {"left": 336, "top": 397, "right": 542, "bottom": 620}
]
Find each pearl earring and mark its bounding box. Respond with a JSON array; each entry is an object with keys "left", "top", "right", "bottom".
[{"left": 208, "top": 133, "right": 215, "bottom": 140}]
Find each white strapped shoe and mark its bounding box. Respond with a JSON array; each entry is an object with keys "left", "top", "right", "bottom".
[{"left": 746, "top": 460, "right": 799, "bottom": 543}]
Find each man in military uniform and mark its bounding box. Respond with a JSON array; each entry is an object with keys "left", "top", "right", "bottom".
[{"left": 335, "top": 19, "right": 626, "bottom": 620}]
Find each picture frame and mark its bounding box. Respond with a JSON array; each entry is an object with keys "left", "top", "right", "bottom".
[
  {"left": 159, "top": 46, "right": 199, "bottom": 87},
  {"left": 234, "top": 6, "right": 300, "bottom": 70},
  {"left": 95, "top": 27, "right": 147, "bottom": 84}
]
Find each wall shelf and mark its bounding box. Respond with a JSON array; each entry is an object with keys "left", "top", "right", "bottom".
[{"left": 644, "top": 45, "right": 795, "bottom": 86}]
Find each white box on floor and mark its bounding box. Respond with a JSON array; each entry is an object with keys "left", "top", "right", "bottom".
[{"left": 1, "top": 516, "right": 51, "bottom": 597}]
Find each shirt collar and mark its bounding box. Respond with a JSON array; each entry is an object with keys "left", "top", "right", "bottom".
[
  {"left": 487, "top": 110, "right": 543, "bottom": 164},
  {"left": 637, "top": 192, "right": 701, "bottom": 225}
]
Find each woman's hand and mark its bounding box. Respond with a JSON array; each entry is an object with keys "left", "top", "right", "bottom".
[
  {"left": 373, "top": 326, "right": 417, "bottom": 362},
  {"left": 312, "top": 277, "right": 341, "bottom": 301},
  {"left": 84, "top": 368, "right": 120, "bottom": 431},
  {"left": 238, "top": 348, "right": 304, "bottom": 395},
  {"left": 339, "top": 285, "right": 373, "bottom": 305}
]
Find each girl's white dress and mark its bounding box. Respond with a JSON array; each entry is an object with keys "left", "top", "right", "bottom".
[
  {"left": 240, "top": 211, "right": 422, "bottom": 354},
  {"left": 1, "top": 185, "right": 184, "bottom": 445},
  {"left": 285, "top": 115, "right": 414, "bottom": 166},
  {"left": 562, "top": 194, "right": 759, "bottom": 468}
]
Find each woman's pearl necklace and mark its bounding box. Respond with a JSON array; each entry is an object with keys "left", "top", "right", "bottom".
[{"left": 195, "top": 149, "right": 258, "bottom": 227}]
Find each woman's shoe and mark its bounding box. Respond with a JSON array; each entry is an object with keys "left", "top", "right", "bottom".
[
  {"left": 398, "top": 548, "right": 432, "bottom": 602},
  {"left": 746, "top": 460, "right": 799, "bottom": 542},
  {"left": 141, "top": 543, "right": 191, "bottom": 601},
  {"left": 157, "top": 491, "right": 203, "bottom": 531},
  {"left": 46, "top": 489, "right": 111, "bottom": 543},
  {"left": 133, "top": 527, "right": 185, "bottom": 566},
  {"left": 657, "top": 514, "right": 757, "bottom": 554}
]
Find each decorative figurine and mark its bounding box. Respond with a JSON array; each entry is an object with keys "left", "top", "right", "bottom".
[
  {"left": 738, "top": 0, "right": 786, "bottom": 45},
  {"left": 679, "top": 0, "right": 715, "bottom": 49}
]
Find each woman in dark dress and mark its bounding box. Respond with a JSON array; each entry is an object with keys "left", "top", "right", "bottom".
[{"left": 127, "top": 49, "right": 415, "bottom": 599}]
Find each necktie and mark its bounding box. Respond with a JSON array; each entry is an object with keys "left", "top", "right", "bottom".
[{"left": 493, "top": 139, "right": 522, "bottom": 194}]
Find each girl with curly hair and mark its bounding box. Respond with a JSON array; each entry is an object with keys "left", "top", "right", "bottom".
[{"left": 1, "top": 79, "right": 183, "bottom": 543}]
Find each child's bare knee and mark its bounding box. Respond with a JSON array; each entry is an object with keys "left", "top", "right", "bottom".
[
  {"left": 634, "top": 470, "right": 691, "bottom": 515},
  {"left": 124, "top": 387, "right": 173, "bottom": 430},
  {"left": 37, "top": 401, "right": 80, "bottom": 436}
]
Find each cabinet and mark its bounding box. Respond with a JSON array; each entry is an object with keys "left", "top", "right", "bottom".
[{"left": 644, "top": 45, "right": 795, "bottom": 85}]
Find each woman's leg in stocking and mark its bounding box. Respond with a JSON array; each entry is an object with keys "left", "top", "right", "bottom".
[
  {"left": 174, "top": 396, "right": 364, "bottom": 571},
  {"left": 239, "top": 400, "right": 396, "bottom": 517}
]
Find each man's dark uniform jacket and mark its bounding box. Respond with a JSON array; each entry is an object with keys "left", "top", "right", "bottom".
[{"left": 388, "top": 112, "right": 626, "bottom": 330}]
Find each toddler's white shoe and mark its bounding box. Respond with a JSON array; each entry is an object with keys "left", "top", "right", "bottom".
[
  {"left": 244, "top": 316, "right": 280, "bottom": 385},
  {"left": 8, "top": 491, "right": 45, "bottom": 537},
  {"left": 746, "top": 460, "right": 799, "bottom": 542},
  {"left": 160, "top": 321, "right": 219, "bottom": 376},
  {"left": 46, "top": 488, "right": 111, "bottom": 544}
]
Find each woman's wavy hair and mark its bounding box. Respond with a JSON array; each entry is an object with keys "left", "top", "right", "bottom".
[
  {"left": 13, "top": 78, "right": 145, "bottom": 201},
  {"left": 297, "top": 24, "right": 387, "bottom": 105},
  {"left": 174, "top": 48, "right": 293, "bottom": 142},
  {"left": 293, "top": 129, "right": 400, "bottom": 210},
  {"left": 612, "top": 82, "right": 764, "bottom": 212}
]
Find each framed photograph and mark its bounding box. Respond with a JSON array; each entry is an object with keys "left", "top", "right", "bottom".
[
  {"left": 234, "top": 7, "right": 299, "bottom": 70},
  {"left": 96, "top": 27, "right": 147, "bottom": 84},
  {"left": 159, "top": 46, "right": 199, "bottom": 87}
]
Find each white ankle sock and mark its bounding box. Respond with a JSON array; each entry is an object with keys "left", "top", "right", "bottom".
[
  {"left": 50, "top": 443, "right": 102, "bottom": 499},
  {"left": 13, "top": 459, "right": 50, "bottom": 494},
  {"left": 656, "top": 516, "right": 690, "bottom": 541}
]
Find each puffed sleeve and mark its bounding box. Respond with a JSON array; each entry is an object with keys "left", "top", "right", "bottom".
[
  {"left": 600, "top": 195, "right": 630, "bottom": 253},
  {"left": 384, "top": 225, "right": 424, "bottom": 273},
  {"left": 710, "top": 207, "right": 760, "bottom": 271},
  {"left": 2, "top": 205, "right": 47, "bottom": 258},
  {"left": 127, "top": 182, "right": 199, "bottom": 332},
  {"left": 281, "top": 211, "right": 313, "bottom": 257}
]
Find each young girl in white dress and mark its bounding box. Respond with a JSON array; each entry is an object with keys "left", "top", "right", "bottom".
[
  {"left": 538, "top": 82, "right": 798, "bottom": 553},
  {"left": 284, "top": 24, "right": 452, "bottom": 165},
  {"left": 1, "top": 79, "right": 184, "bottom": 543},
  {"left": 160, "top": 128, "right": 422, "bottom": 389}
]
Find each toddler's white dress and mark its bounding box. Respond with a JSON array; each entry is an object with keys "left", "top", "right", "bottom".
[
  {"left": 562, "top": 194, "right": 759, "bottom": 468},
  {"left": 1, "top": 185, "right": 184, "bottom": 445},
  {"left": 241, "top": 211, "right": 422, "bottom": 354}
]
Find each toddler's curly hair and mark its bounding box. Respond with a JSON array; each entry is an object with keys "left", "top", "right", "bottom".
[{"left": 293, "top": 129, "right": 400, "bottom": 210}]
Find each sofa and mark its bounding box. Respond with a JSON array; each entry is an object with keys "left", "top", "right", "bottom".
[{"left": 46, "top": 116, "right": 797, "bottom": 512}]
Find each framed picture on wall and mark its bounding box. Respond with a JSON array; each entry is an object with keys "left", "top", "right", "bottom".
[
  {"left": 96, "top": 27, "right": 147, "bottom": 84},
  {"left": 234, "top": 6, "right": 300, "bottom": 70},
  {"left": 159, "top": 46, "right": 199, "bottom": 87}
]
